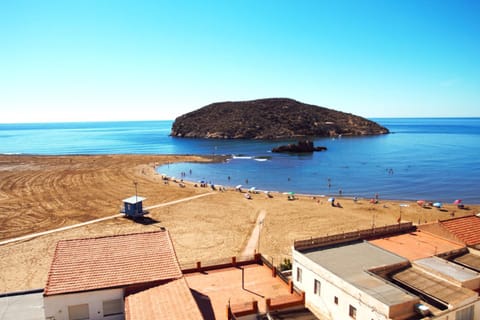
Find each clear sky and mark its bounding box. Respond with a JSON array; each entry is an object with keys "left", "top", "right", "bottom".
[{"left": 1, "top": 0, "right": 479, "bottom": 123}]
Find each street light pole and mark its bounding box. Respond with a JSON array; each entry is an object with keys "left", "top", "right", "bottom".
[{"left": 134, "top": 181, "right": 138, "bottom": 215}]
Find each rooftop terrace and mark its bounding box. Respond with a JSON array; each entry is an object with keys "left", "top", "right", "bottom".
[
  {"left": 185, "top": 264, "right": 304, "bottom": 320},
  {"left": 302, "top": 241, "right": 418, "bottom": 306},
  {"left": 369, "top": 230, "right": 465, "bottom": 261}
]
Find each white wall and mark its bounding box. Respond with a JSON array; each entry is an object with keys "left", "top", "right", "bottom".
[
  {"left": 44, "top": 288, "right": 124, "bottom": 320},
  {"left": 292, "top": 249, "right": 393, "bottom": 320}
]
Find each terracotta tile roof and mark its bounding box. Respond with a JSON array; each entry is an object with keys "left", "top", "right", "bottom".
[
  {"left": 440, "top": 216, "right": 480, "bottom": 246},
  {"left": 369, "top": 230, "right": 464, "bottom": 261},
  {"left": 44, "top": 231, "right": 182, "bottom": 296},
  {"left": 124, "top": 278, "right": 203, "bottom": 320}
]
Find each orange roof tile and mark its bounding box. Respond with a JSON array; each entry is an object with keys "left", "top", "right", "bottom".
[
  {"left": 44, "top": 231, "right": 182, "bottom": 296},
  {"left": 124, "top": 278, "right": 203, "bottom": 320},
  {"left": 440, "top": 216, "right": 480, "bottom": 246},
  {"left": 369, "top": 230, "right": 465, "bottom": 261}
]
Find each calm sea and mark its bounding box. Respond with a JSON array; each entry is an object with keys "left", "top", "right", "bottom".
[{"left": 1, "top": 118, "right": 479, "bottom": 203}]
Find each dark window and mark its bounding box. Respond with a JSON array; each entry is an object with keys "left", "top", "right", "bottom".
[
  {"left": 314, "top": 279, "right": 321, "bottom": 295},
  {"left": 296, "top": 267, "right": 302, "bottom": 283},
  {"left": 349, "top": 305, "right": 357, "bottom": 319}
]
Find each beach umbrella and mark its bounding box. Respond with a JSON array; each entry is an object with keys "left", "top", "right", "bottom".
[
  {"left": 433, "top": 202, "right": 442, "bottom": 208},
  {"left": 453, "top": 199, "right": 462, "bottom": 205},
  {"left": 328, "top": 197, "right": 335, "bottom": 202},
  {"left": 288, "top": 192, "right": 295, "bottom": 195},
  {"left": 249, "top": 187, "right": 256, "bottom": 192},
  {"left": 235, "top": 185, "right": 242, "bottom": 189},
  {"left": 417, "top": 200, "right": 425, "bottom": 206}
]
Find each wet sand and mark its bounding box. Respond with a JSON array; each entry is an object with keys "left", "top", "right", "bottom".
[{"left": 0, "top": 154, "right": 478, "bottom": 293}]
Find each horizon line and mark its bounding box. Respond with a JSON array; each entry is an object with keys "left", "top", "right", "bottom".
[{"left": 2, "top": 116, "right": 480, "bottom": 125}]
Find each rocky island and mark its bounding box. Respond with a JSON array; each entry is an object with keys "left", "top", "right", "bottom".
[
  {"left": 170, "top": 98, "right": 389, "bottom": 139},
  {"left": 271, "top": 140, "right": 327, "bottom": 153}
]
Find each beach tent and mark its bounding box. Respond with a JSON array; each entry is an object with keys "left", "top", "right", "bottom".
[
  {"left": 328, "top": 197, "right": 335, "bottom": 203},
  {"left": 453, "top": 199, "right": 462, "bottom": 205},
  {"left": 417, "top": 200, "right": 425, "bottom": 206}
]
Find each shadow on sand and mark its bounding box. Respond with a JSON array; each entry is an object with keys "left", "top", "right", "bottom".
[{"left": 124, "top": 216, "right": 161, "bottom": 225}]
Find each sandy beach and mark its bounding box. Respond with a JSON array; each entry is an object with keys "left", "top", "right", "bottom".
[{"left": 0, "top": 154, "right": 478, "bottom": 293}]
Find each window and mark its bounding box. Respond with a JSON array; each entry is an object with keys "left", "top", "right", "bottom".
[
  {"left": 296, "top": 267, "right": 302, "bottom": 283},
  {"left": 68, "top": 304, "right": 89, "bottom": 320},
  {"left": 103, "top": 299, "right": 123, "bottom": 317},
  {"left": 456, "top": 306, "right": 474, "bottom": 320},
  {"left": 334, "top": 296, "right": 338, "bottom": 305},
  {"left": 349, "top": 305, "right": 357, "bottom": 319},
  {"left": 314, "top": 279, "right": 321, "bottom": 295}
]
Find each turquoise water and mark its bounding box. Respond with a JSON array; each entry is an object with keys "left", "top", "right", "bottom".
[{"left": 1, "top": 118, "right": 479, "bottom": 203}]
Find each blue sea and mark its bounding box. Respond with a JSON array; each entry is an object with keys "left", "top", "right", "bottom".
[{"left": 1, "top": 118, "right": 479, "bottom": 203}]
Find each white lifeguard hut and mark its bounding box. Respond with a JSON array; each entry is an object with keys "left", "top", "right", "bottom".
[{"left": 121, "top": 195, "right": 148, "bottom": 218}]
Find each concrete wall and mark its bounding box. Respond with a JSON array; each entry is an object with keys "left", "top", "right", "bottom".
[
  {"left": 44, "top": 288, "right": 124, "bottom": 320},
  {"left": 292, "top": 250, "right": 393, "bottom": 320}
]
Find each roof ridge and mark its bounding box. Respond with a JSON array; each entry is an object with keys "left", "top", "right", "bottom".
[
  {"left": 439, "top": 214, "right": 478, "bottom": 224},
  {"left": 44, "top": 239, "right": 64, "bottom": 296},
  {"left": 57, "top": 229, "right": 167, "bottom": 243}
]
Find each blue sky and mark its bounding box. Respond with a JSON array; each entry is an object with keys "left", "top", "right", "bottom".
[{"left": 1, "top": 0, "right": 479, "bottom": 122}]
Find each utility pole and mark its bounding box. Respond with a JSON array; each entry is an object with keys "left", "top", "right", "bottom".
[{"left": 134, "top": 181, "right": 138, "bottom": 215}]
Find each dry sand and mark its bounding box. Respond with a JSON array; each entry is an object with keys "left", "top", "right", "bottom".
[{"left": 0, "top": 154, "right": 478, "bottom": 293}]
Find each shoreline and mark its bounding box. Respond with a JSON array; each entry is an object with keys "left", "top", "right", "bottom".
[{"left": 1, "top": 154, "right": 479, "bottom": 293}]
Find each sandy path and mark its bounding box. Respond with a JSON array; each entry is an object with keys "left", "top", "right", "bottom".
[
  {"left": 0, "top": 192, "right": 215, "bottom": 246},
  {"left": 241, "top": 210, "right": 266, "bottom": 256}
]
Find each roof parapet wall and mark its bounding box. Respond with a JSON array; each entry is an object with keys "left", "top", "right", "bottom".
[{"left": 294, "top": 222, "right": 415, "bottom": 251}]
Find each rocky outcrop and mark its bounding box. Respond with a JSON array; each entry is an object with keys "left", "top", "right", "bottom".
[
  {"left": 171, "top": 98, "right": 389, "bottom": 139},
  {"left": 272, "top": 140, "right": 327, "bottom": 153}
]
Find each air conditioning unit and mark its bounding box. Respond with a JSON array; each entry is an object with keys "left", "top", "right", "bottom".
[{"left": 414, "top": 303, "right": 431, "bottom": 317}]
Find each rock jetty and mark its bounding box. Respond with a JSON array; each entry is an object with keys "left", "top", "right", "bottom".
[{"left": 171, "top": 98, "right": 389, "bottom": 139}]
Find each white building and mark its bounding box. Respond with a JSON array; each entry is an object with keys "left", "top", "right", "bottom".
[
  {"left": 292, "top": 225, "right": 480, "bottom": 320},
  {"left": 43, "top": 230, "right": 202, "bottom": 320},
  {"left": 293, "top": 240, "right": 419, "bottom": 320}
]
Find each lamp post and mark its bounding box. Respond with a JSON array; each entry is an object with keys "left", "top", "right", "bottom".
[{"left": 134, "top": 181, "right": 138, "bottom": 215}]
